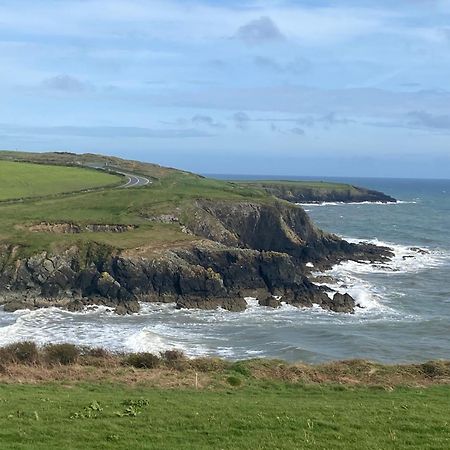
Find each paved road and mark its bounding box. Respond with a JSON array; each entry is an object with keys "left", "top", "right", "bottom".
[
  {"left": 117, "top": 172, "right": 151, "bottom": 188},
  {"left": 82, "top": 163, "right": 151, "bottom": 189}
]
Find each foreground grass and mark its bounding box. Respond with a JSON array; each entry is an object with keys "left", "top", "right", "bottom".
[
  {"left": 0, "top": 382, "right": 448, "bottom": 449},
  {"left": 0, "top": 160, "right": 121, "bottom": 201},
  {"left": 0, "top": 343, "right": 449, "bottom": 448}
]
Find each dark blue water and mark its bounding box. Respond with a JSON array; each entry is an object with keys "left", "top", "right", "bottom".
[{"left": 0, "top": 178, "right": 449, "bottom": 363}]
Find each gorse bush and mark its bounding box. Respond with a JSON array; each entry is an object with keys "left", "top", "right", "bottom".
[
  {"left": 45, "top": 343, "right": 80, "bottom": 365},
  {"left": 161, "top": 349, "right": 185, "bottom": 362},
  {"left": 0, "top": 341, "right": 39, "bottom": 365},
  {"left": 420, "top": 361, "right": 449, "bottom": 378},
  {"left": 160, "top": 349, "right": 187, "bottom": 369},
  {"left": 85, "top": 347, "right": 111, "bottom": 358},
  {"left": 124, "top": 352, "right": 160, "bottom": 369},
  {"left": 227, "top": 375, "right": 242, "bottom": 387}
]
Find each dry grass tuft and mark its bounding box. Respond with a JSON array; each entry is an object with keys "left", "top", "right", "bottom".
[{"left": 0, "top": 342, "right": 449, "bottom": 389}]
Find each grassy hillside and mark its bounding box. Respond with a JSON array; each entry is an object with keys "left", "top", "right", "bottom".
[
  {"left": 0, "top": 160, "right": 122, "bottom": 201},
  {"left": 0, "top": 153, "right": 267, "bottom": 255}
]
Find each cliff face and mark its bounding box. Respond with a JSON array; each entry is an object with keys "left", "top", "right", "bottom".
[
  {"left": 0, "top": 200, "right": 391, "bottom": 315},
  {"left": 185, "top": 200, "right": 389, "bottom": 266}
]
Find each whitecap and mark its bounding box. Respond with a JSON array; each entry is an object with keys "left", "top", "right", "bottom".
[
  {"left": 297, "top": 200, "right": 417, "bottom": 207},
  {"left": 341, "top": 237, "right": 449, "bottom": 274}
]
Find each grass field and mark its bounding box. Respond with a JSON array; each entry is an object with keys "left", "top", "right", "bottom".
[
  {"left": 0, "top": 160, "right": 122, "bottom": 201},
  {"left": 0, "top": 343, "right": 448, "bottom": 449},
  {"left": 0, "top": 382, "right": 448, "bottom": 449},
  {"left": 0, "top": 161, "right": 265, "bottom": 255}
]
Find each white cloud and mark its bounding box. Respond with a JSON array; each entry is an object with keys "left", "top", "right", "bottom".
[{"left": 0, "top": 1, "right": 407, "bottom": 45}]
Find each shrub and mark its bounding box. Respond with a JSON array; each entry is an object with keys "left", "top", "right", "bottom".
[
  {"left": 226, "top": 375, "right": 242, "bottom": 387},
  {"left": 124, "top": 353, "right": 160, "bottom": 369},
  {"left": 421, "top": 361, "right": 448, "bottom": 378},
  {"left": 45, "top": 343, "right": 80, "bottom": 365},
  {"left": 190, "top": 357, "right": 230, "bottom": 373},
  {"left": 0, "top": 341, "right": 39, "bottom": 365},
  {"left": 230, "top": 361, "right": 251, "bottom": 377},
  {"left": 160, "top": 349, "right": 186, "bottom": 369},
  {"left": 161, "top": 349, "right": 185, "bottom": 362},
  {"left": 85, "top": 347, "right": 111, "bottom": 358}
]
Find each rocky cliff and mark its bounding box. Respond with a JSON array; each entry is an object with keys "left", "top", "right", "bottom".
[{"left": 0, "top": 200, "right": 392, "bottom": 315}]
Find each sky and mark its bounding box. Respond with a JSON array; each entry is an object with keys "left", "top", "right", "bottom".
[{"left": 1, "top": 0, "right": 450, "bottom": 178}]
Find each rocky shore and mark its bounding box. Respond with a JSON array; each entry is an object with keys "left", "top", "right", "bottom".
[{"left": 0, "top": 199, "right": 392, "bottom": 315}]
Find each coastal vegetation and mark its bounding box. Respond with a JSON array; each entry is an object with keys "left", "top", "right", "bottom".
[{"left": 0, "top": 343, "right": 449, "bottom": 449}]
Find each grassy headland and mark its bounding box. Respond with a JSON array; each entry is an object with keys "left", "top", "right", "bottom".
[
  {"left": 0, "top": 151, "right": 394, "bottom": 257},
  {"left": 0, "top": 152, "right": 265, "bottom": 255},
  {"left": 236, "top": 179, "right": 397, "bottom": 203}
]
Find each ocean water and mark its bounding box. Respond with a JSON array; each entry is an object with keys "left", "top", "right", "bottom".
[{"left": 0, "top": 177, "right": 449, "bottom": 363}]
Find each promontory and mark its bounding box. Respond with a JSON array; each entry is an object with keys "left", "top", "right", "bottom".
[{"left": 0, "top": 151, "right": 394, "bottom": 315}]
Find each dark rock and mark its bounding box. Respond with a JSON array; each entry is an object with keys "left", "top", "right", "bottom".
[
  {"left": 176, "top": 296, "right": 247, "bottom": 312},
  {"left": 114, "top": 302, "right": 138, "bottom": 315},
  {"left": 258, "top": 296, "right": 281, "bottom": 308},
  {"left": 3, "top": 300, "right": 35, "bottom": 312},
  {"left": 327, "top": 292, "right": 356, "bottom": 313},
  {"left": 67, "top": 300, "right": 85, "bottom": 312}
]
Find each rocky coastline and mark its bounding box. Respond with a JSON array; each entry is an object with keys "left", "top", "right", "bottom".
[{"left": 0, "top": 199, "right": 392, "bottom": 315}]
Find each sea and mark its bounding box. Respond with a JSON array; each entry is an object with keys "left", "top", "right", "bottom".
[{"left": 0, "top": 176, "right": 449, "bottom": 363}]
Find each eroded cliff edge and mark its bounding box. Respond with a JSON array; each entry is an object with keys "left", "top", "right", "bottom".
[{"left": 0, "top": 199, "right": 392, "bottom": 315}]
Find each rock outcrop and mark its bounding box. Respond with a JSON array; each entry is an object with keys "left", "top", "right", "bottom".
[{"left": 0, "top": 200, "right": 391, "bottom": 314}]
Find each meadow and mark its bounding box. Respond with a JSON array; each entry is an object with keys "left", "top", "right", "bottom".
[
  {"left": 0, "top": 157, "right": 265, "bottom": 255},
  {"left": 0, "top": 160, "right": 121, "bottom": 201}
]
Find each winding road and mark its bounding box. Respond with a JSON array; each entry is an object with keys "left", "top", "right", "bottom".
[
  {"left": 82, "top": 163, "right": 151, "bottom": 189},
  {"left": 116, "top": 171, "right": 151, "bottom": 188}
]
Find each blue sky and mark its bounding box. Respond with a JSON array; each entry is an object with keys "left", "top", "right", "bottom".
[{"left": 1, "top": 0, "right": 450, "bottom": 177}]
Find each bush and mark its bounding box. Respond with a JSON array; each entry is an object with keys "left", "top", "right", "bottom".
[
  {"left": 124, "top": 352, "right": 160, "bottom": 369},
  {"left": 226, "top": 375, "right": 242, "bottom": 387},
  {"left": 160, "top": 349, "right": 186, "bottom": 369},
  {"left": 0, "top": 341, "right": 39, "bottom": 365},
  {"left": 45, "top": 343, "right": 80, "bottom": 365},
  {"left": 421, "top": 361, "right": 448, "bottom": 378},
  {"left": 190, "top": 357, "right": 230, "bottom": 373},
  {"left": 161, "top": 349, "right": 185, "bottom": 362},
  {"left": 85, "top": 347, "right": 111, "bottom": 358},
  {"left": 230, "top": 361, "right": 251, "bottom": 377}
]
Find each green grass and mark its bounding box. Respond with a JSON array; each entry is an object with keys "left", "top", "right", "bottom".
[
  {"left": 0, "top": 383, "right": 448, "bottom": 449},
  {"left": 0, "top": 163, "right": 266, "bottom": 254},
  {"left": 235, "top": 179, "right": 356, "bottom": 191},
  {"left": 0, "top": 161, "right": 122, "bottom": 201}
]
